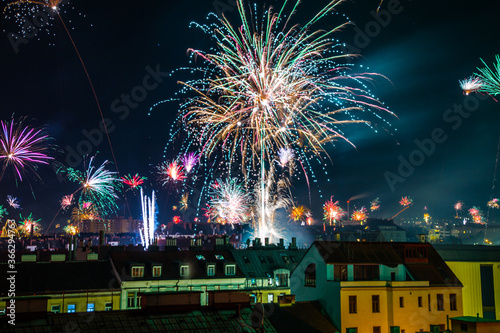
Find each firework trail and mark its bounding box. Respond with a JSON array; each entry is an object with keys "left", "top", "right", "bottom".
[
  {"left": 323, "top": 196, "right": 345, "bottom": 225},
  {"left": 67, "top": 156, "right": 120, "bottom": 217},
  {"left": 179, "top": 193, "right": 189, "bottom": 211},
  {"left": 0, "top": 118, "right": 53, "bottom": 182},
  {"left": 370, "top": 197, "right": 381, "bottom": 211},
  {"left": 6, "top": 195, "right": 20, "bottom": 209},
  {"left": 207, "top": 178, "right": 251, "bottom": 224},
  {"left": 459, "top": 76, "right": 483, "bottom": 95},
  {"left": 121, "top": 173, "right": 147, "bottom": 190},
  {"left": 391, "top": 196, "right": 413, "bottom": 219},
  {"left": 140, "top": 188, "right": 156, "bottom": 249}
]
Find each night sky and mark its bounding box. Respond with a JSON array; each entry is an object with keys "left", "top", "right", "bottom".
[{"left": 1, "top": 0, "right": 500, "bottom": 229}]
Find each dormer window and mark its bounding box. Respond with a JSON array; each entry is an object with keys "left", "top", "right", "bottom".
[
  {"left": 207, "top": 264, "right": 215, "bottom": 276},
  {"left": 215, "top": 254, "right": 225, "bottom": 260},
  {"left": 196, "top": 255, "right": 206, "bottom": 261},
  {"left": 152, "top": 265, "right": 162, "bottom": 277},
  {"left": 131, "top": 266, "right": 144, "bottom": 278},
  {"left": 225, "top": 264, "right": 236, "bottom": 276},
  {"left": 180, "top": 265, "right": 189, "bottom": 277}
]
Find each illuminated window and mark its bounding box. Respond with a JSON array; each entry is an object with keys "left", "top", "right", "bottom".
[
  {"left": 207, "top": 264, "right": 215, "bottom": 276},
  {"left": 334, "top": 265, "right": 348, "bottom": 281},
  {"left": 196, "top": 255, "right": 206, "bottom": 261},
  {"left": 349, "top": 296, "right": 357, "bottom": 314},
  {"left": 276, "top": 273, "right": 288, "bottom": 287},
  {"left": 418, "top": 296, "right": 423, "bottom": 307},
  {"left": 180, "top": 265, "right": 189, "bottom": 277},
  {"left": 215, "top": 255, "right": 224, "bottom": 260},
  {"left": 450, "top": 293, "right": 457, "bottom": 311},
  {"left": 51, "top": 305, "right": 60, "bottom": 314},
  {"left": 87, "top": 303, "right": 95, "bottom": 312},
  {"left": 268, "top": 293, "right": 274, "bottom": 303},
  {"left": 131, "top": 266, "right": 144, "bottom": 278},
  {"left": 105, "top": 302, "right": 112, "bottom": 311},
  {"left": 399, "top": 296, "right": 404, "bottom": 308},
  {"left": 372, "top": 295, "right": 380, "bottom": 313},
  {"left": 152, "top": 265, "right": 162, "bottom": 277},
  {"left": 305, "top": 263, "right": 316, "bottom": 287},
  {"left": 225, "top": 264, "right": 236, "bottom": 276},
  {"left": 67, "top": 304, "right": 76, "bottom": 313}
]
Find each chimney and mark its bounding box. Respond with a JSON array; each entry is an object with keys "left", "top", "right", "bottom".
[
  {"left": 99, "top": 230, "right": 105, "bottom": 247},
  {"left": 279, "top": 238, "right": 284, "bottom": 248},
  {"left": 256, "top": 238, "right": 261, "bottom": 247},
  {"left": 289, "top": 237, "right": 297, "bottom": 249},
  {"left": 265, "top": 238, "right": 269, "bottom": 246}
]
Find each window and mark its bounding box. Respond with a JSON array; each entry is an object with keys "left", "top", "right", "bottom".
[
  {"left": 349, "top": 296, "right": 357, "bottom": 314},
  {"left": 51, "top": 305, "right": 60, "bottom": 314},
  {"left": 259, "top": 256, "right": 266, "bottom": 263},
  {"left": 276, "top": 273, "right": 288, "bottom": 287},
  {"left": 450, "top": 293, "right": 457, "bottom": 311},
  {"left": 460, "top": 323, "right": 468, "bottom": 332},
  {"left": 372, "top": 295, "right": 380, "bottom": 313},
  {"left": 196, "top": 255, "right": 205, "bottom": 260},
  {"left": 334, "top": 265, "right": 348, "bottom": 281},
  {"left": 105, "top": 302, "right": 112, "bottom": 311},
  {"left": 207, "top": 264, "right": 215, "bottom": 276},
  {"left": 327, "top": 264, "right": 334, "bottom": 281},
  {"left": 428, "top": 294, "right": 431, "bottom": 311},
  {"left": 418, "top": 296, "right": 423, "bottom": 307},
  {"left": 180, "top": 265, "right": 189, "bottom": 277},
  {"left": 127, "top": 292, "right": 136, "bottom": 308},
  {"left": 243, "top": 256, "right": 250, "bottom": 264},
  {"left": 290, "top": 256, "right": 297, "bottom": 263},
  {"left": 282, "top": 255, "right": 290, "bottom": 264},
  {"left": 215, "top": 254, "right": 224, "bottom": 260},
  {"left": 131, "top": 266, "right": 144, "bottom": 278},
  {"left": 67, "top": 304, "right": 76, "bottom": 313},
  {"left": 391, "top": 272, "right": 396, "bottom": 281},
  {"left": 346, "top": 328, "right": 358, "bottom": 333},
  {"left": 152, "top": 265, "right": 162, "bottom": 277},
  {"left": 225, "top": 264, "right": 236, "bottom": 276},
  {"left": 251, "top": 278, "right": 256, "bottom": 285},
  {"left": 373, "top": 327, "right": 381, "bottom": 333},
  {"left": 268, "top": 293, "right": 274, "bottom": 303},
  {"left": 305, "top": 263, "right": 316, "bottom": 287},
  {"left": 437, "top": 294, "right": 444, "bottom": 311},
  {"left": 399, "top": 296, "right": 404, "bottom": 308},
  {"left": 389, "top": 327, "right": 400, "bottom": 333},
  {"left": 87, "top": 303, "right": 95, "bottom": 312},
  {"left": 353, "top": 265, "right": 379, "bottom": 281}
]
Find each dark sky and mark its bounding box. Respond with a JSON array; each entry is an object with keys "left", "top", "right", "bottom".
[{"left": 1, "top": 0, "right": 500, "bottom": 228}]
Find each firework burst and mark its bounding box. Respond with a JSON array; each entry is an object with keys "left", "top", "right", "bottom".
[
  {"left": 67, "top": 156, "right": 120, "bottom": 217},
  {"left": 323, "top": 196, "right": 345, "bottom": 225},
  {"left": 60, "top": 194, "right": 74, "bottom": 211},
  {"left": 17, "top": 213, "right": 41, "bottom": 237},
  {"left": 469, "top": 206, "right": 484, "bottom": 224},
  {"left": 351, "top": 206, "right": 368, "bottom": 222},
  {"left": 277, "top": 148, "right": 295, "bottom": 168},
  {"left": 64, "top": 223, "right": 79, "bottom": 235},
  {"left": 370, "top": 197, "right": 381, "bottom": 211},
  {"left": 207, "top": 178, "right": 251, "bottom": 224},
  {"left": 0, "top": 118, "right": 53, "bottom": 182},
  {"left": 290, "top": 205, "right": 308, "bottom": 222},
  {"left": 475, "top": 55, "right": 500, "bottom": 97},
  {"left": 182, "top": 152, "right": 199, "bottom": 173},
  {"left": 459, "top": 76, "right": 483, "bottom": 95},
  {"left": 487, "top": 198, "right": 499, "bottom": 209},
  {"left": 391, "top": 196, "right": 413, "bottom": 219},
  {"left": 71, "top": 202, "right": 99, "bottom": 223},
  {"left": 157, "top": 160, "right": 186, "bottom": 184},
  {"left": 6, "top": 195, "right": 20, "bottom": 209},
  {"left": 121, "top": 173, "right": 147, "bottom": 190}
]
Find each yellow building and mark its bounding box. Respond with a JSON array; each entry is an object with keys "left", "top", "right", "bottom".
[
  {"left": 436, "top": 244, "right": 500, "bottom": 319},
  {"left": 0, "top": 256, "right": 120, "bottom": 315},
  {"left": 292, "top": 241, "right": 463, "bottom": 332}
]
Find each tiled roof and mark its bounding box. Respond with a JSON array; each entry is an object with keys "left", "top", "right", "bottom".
[
  {"left": 0, "top": 261, "right": 117, "bottom": 295},
  {"left": 0, "top": 308, "right": 278, "bottom": 333},
  {"left": 435, "top": 244, "right": 500, "bottom": 262},
  {"left": 109, "top": 250, "right": 245, "bottom": 281},
  {"left": 230, "top": 248, "right": 306, "bottom": 278},
  {"left": 268, "top": 301, "right": 339, "bottom": 333}
]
